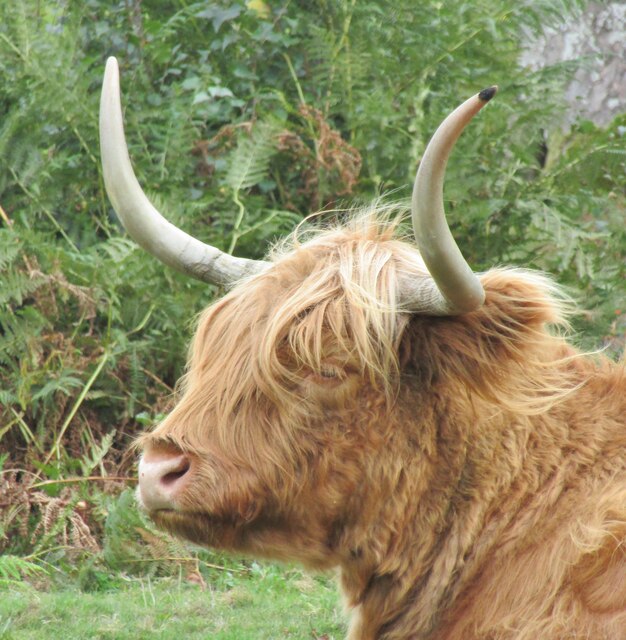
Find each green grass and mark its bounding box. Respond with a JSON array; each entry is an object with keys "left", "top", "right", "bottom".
[{"left": 0, "top": 564, "right": 345, "bottom": 639}]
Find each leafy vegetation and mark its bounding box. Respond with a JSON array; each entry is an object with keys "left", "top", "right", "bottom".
[{"left": 0, "top": 0, "right": 624, "bottom": 633}]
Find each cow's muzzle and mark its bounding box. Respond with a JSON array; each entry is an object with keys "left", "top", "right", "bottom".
[{"left": 137, "top": 450, "right": 191, "bottom": 512}]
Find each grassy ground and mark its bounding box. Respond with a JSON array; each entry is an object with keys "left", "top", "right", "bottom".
[{"left": 0, "top": 563, "right": 345, "bottom": 639}]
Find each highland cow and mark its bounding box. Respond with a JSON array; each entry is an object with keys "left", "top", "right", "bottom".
[{"left": 100, "top": 57, "right": 626, "bottom": 639}]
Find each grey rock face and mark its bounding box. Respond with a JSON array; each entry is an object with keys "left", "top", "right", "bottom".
[{"left": 521, "top": 2, "right": 626, "bottom": 126}]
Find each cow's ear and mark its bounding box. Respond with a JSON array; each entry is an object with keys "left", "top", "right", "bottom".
[
  {"left": 478, "top": 269, "right": 572, "bottom": 331},
  {"left": 398, "top": 268, "right": 575, "bottom": 409}
]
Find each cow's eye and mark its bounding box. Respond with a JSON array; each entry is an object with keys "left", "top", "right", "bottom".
[
  {"left": 301, "top": 362, "right": 357, "bottom": 406},
  {"left": 307, "top": 363, "right": 343, "bottom": 383}
]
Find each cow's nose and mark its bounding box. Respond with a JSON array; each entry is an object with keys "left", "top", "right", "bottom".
[{"left": 137, "top": 451, "right": 191, "bottom": 512}]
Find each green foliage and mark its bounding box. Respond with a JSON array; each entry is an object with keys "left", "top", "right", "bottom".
[
  {"left": 0, "top": 0, "right": 623, "bottom": 586},
  {"left": 103, "top": 488, "right": 193, "bottom": 575},
  {"left": 0, "top": 555, "right": 45, "bottom": 584}
]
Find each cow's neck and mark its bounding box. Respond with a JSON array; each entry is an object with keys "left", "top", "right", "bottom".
[{"left": 337, "top": 363, "right": 625, "bottom": 639}]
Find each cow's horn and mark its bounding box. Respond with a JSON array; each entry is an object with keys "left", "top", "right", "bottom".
[
  {"left": 409, "top": 87, "right": 496, "bottom": 315},
  {"left": 99, "top": 57, "right": 269, "bottom": 287}
]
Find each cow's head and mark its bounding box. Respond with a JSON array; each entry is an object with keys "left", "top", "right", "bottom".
[{"left": 100, "top": 57, "right": 497, "bottom": 567}]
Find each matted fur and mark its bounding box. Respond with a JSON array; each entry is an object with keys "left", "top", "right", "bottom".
[{"left": 139, "top": 208, "right": 626, "bottom": 639}]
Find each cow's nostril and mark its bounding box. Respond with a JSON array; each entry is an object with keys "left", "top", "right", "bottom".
[{"left": 161, "top": 459, "right": 191, "bottom": 486}]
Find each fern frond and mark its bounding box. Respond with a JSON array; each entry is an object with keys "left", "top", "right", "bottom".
[
  {"left": 80, "top": 430, "right": 115, "bottom": 477},
  {"left": 305, "top": 24, "right": 369, "bottom": 110},
  {"left": 31, "top": 373, "right": 84, "bottom": 403},
  {"left": 0, "top": 555, "right": 45, "bottom": 582},
  {"left": 0, "top": 271, "right": 46, "bottom": 306},
  {"left": 93, "top": 237, "right": 138, "bottom": 263},
  {"left": 0, "top": 389, "right": 17, "bottom": 405},
  {"left": 224, "top": 121, "right": 280, "bottom": 192},
  {"left": 0, "top": 229, "right": 20, "bottom": 270}
]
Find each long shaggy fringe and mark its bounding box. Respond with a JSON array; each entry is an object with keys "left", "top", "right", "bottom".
[{"left": 152, "top": 208, "right": 408, "bottom": 442}]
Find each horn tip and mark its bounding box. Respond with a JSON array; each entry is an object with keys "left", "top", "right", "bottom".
[{"left": 478, "top": 86, "right": 498, "bottom": 102}]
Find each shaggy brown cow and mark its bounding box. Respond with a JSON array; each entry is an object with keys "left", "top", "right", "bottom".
[{"left": 100, "top": 57, "right": 626, "bottom": 639}]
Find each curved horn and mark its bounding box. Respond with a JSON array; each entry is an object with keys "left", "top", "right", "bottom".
[
  {"left": 99, "top": 57, "right": 269, "bottom": 287},
  {"left": 409, "top": 87, "right": 497, "bottom": 315}
]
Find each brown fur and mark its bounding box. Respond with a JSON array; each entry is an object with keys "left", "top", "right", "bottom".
[{"left": 139, "top": 210, "right": 626, "bottom": 639}]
